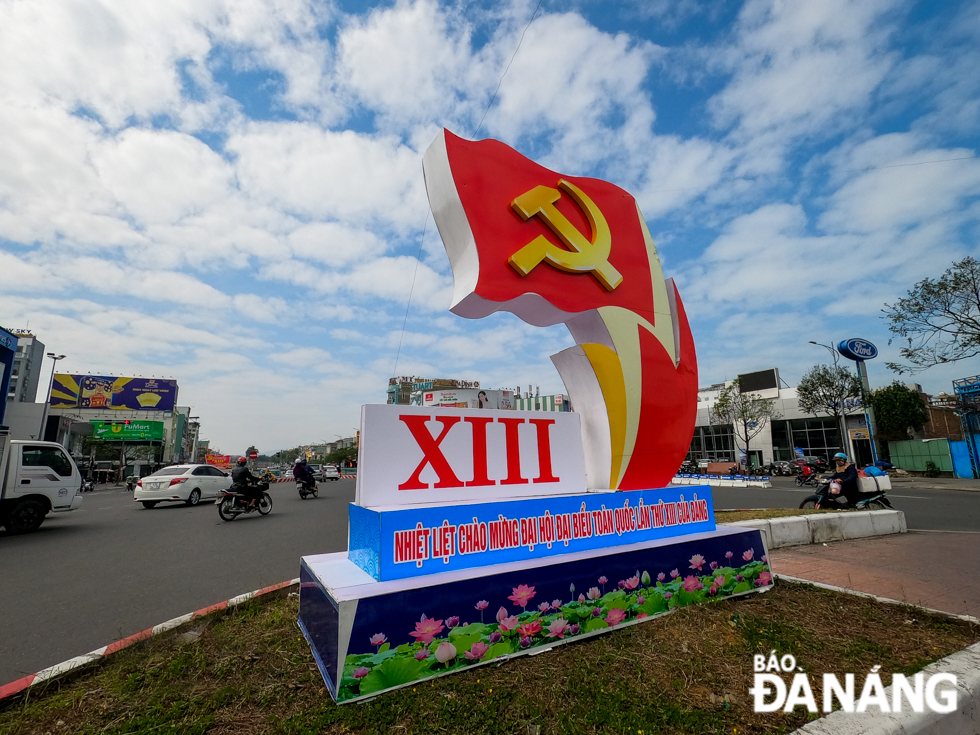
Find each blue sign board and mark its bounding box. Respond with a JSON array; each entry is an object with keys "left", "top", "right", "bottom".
[
  {"left": 348, "top": 486, "right": 716, "bottom": 581},
  {"left": 0, "top": 327, "right": 17, "bottom": 425},
  {"left": 837, "top": 338, "right": 878, "bottom": 361}
]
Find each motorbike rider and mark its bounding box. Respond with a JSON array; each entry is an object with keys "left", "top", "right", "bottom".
[
  {"left": 293, "top": 457, "right": 314, "bottom": 492},
  {"left": 829, "top": 452, "right": 862, "bottom": 506},
  {"left": 231, "top": 456, "right": 262, "bottom": 508}
]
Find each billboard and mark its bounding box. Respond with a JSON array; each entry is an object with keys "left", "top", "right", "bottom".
[
  {"left": 206, "top": 454, "right": 231, "bottom": 469},
  {"left": 51, "top": 375, "right": 178, "bottom": 411},
  {"left": 413, "top": 388, "right": 514, "bottom": 409},
  {"left": 90, "top": 420, "right": 165, "bottom": 442}
]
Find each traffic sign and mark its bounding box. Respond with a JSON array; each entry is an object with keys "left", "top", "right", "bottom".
[{"left": 248, "top": 451, "right": 258, "bottom": 459}]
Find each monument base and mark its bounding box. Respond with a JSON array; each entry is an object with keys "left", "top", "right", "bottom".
[{"left": 299, "top": 525, "right": 772, "bottom": 703}]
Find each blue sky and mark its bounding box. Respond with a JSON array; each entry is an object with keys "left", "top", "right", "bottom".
[{"left": 1, "top": 0, "right": 978, "bottom": 453}]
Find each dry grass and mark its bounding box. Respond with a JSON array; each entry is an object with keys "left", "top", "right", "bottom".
[
  {"left": 0, "top": 581, "right": 976, "bottom": 735},
  {"left": 715, "top": 509, "right": 833, "bottom": 523}
]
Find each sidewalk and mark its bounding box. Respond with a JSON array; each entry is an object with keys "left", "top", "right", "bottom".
[
  {"left": 889, "top": 475, "right": 980, "bottom": 492},
  {"left": 770, "top": 531, "right": 980, "bottom": 618}
]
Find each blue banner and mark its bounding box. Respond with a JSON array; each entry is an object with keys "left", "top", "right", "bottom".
[{"left": 348, "top": 486, "right": 716, "bottom": 581}]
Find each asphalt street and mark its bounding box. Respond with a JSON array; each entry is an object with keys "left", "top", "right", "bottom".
[
  {"left": 711, "top": 476, "right": 980, "bottom": 532},
  {"left": 0, "top": 479, "right": 353, "bottom": 686}
]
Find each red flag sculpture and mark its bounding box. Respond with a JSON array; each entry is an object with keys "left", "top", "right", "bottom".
[{"left": 423, "top": 129, "right": 698, "bottom": 489}]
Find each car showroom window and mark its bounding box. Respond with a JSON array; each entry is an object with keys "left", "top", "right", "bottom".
[{"left": 22, "top": 445, "right": 73, "bottom": 477}]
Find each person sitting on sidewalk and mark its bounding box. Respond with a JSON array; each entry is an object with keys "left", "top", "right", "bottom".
[{"left": 862, "top": 463, "right": 887, "bottom": 477}]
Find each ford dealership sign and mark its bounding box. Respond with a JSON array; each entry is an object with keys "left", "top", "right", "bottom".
[{"left": 838, "top": 338, "right": 878, "bottom": 361}]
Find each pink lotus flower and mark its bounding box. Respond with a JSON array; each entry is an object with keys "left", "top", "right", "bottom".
[
  {"left": 475, "top": 600, "right": 489, "bottom": 610},
  {"left": 464, "top": 641, "right": 490, "bottom": 660},
  {"left": 657, "top": 572, "right": 665, "bottom": 582},
  {"left": 637, "top": 596, "right": 646, "bottom": 605},
  {"left": 434, "top": 641, "right": 457, "bottom": 663},
  {"left": 709, "top": 561, "right": 718, "bottom": 570},
  {"left": 682, "top": 575, "right": 703, "bottom": 592},
  {"left": 537, "top": 602, "right": 550, "bottom": 612},
  {"left": 592, "top": 607, "right": 602, "bottom": 617},
  {"left": 496, "top": 607, "right": 509, "bottom": 623},
  {"left": 708, "top": 585, "right": 718, "bottom": 596},
  {"left": 587, "top": 587, "right": 601, "bottom": 600},
  {"left": 414, "top": 649, "right": 429, "bottom": 661},
  {"left": 498, "top": 615, "right": 519, "bottom": 632},
  {"left": 569, "top": 624, "right": 580, "bottom": 635},
  {"left": 578, "top": 594, "right": 585, "bottom": 603},
  {"left": 756, "top": 571, "right": 772, "bottom": 586},
  {"left": 725, "top": 551, "right": 733, "bottom": 560},
  {"left": 762, "top": 555, "right": 768, "bottom": 563},
  {"left": 689, "top": 554, "right": 706, "bottom": 571},
  {"left": 446, "top": 616, "right": 460, "bottom": 629},
  {"left": 369, "top": 633, "right": 386, "bottom": 647},
  {"left": 605, "top": 608, "right": 627, "bottom": 626},
  {"left": 408, "top": 617, "right": 445, "bottom": 644},
  {"left": 546, "top": 617, "right": 572, "bottom": 639},
  {"left": 664, "top": 591, "right": 673, "bottom": 600},
  {"left": 636, "top": 612, "right": 648, "bottom": 620},
  {"left": 624, "top": 576, "right": 640, "bottom": 590},
  {"left": 517, "top": 620, "right": 542, "bottom": 637},
  {"left": 508, "top": 584, "right": 536, "bottom": 609},
  {"left": 519, "top": 635, "right": 532, "bottom": 648},
  {"left": 488, "top": 631, "right": 502, "bottom": 644},
  {"left": 598, "top": 576, "right": 608, "bottom": 584},
  {"left": 743, "top": 549, "right": 754, "bottom": 562},
  {"left": 551, "top": 599, "right": 562, "bottom": 610},
  {"left": 353, "top": 666, "right": 369, "bottom": 679},
  {"left": 670, "top": 568, "right": 679, "bottom": 579}
]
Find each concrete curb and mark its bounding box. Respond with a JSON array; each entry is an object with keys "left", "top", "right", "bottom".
[
  {"left": 777, "top": 576, "right": 980, "bottom": 735},
  {"left": 0, "top": 578, "right": 300, "bottom": 703},
  {"left": 721, "top": 510, "right": 906, "bottom": 550}
]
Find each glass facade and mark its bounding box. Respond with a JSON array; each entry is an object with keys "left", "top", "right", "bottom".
[
  {"left": 687, "top": 424, "right": 736, "bottom": 463},
  {"left": 770, "top": 418, "right": 842, "bottom": 462}
]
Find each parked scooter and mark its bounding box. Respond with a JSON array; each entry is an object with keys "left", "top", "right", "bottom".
[
  {"left": 216, "top": 482, "right": 273, "bottom": 521},
  {"left": 82, "top": 479, "right": 95, "bottom": 493},
  {"left": 297, "top": 477, "right": 318, "bottom": 500},
  {"left": 799, "top": 479, "right": 894, "bottom": 511}
]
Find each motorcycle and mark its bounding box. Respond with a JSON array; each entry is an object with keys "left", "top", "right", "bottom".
[
  {"left": 799, "top": 479, "right": 894, "bottom": 511},
  {"left": 125, "top": 476, "right": 138, "bottom": 492},
  {"left": 297, "top": 477, "right": 318, "bottom": 499},
  {"left": 216, "top": 482, "right": 273, "bottom": 521},
  {"left": 795, "top": 470, "right": 819, "bottom": 487},
  {"left": 82, "top": 479, "right": 95, "bottom": 493}
]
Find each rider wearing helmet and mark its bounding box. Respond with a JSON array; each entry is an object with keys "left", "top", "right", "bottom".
[
  {"left": 293, "top": 457, "right": 313, "bottom": 492},
  {"left": 829, "top": 452, "right": 859, "bottom": 506},
  {"left": 231, "top": 456, "right": 261, "bottom": 508}
]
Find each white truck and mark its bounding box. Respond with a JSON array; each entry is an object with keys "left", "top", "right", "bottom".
[{"left": 0, "top": 429, "right": 83, "bottom": 534}]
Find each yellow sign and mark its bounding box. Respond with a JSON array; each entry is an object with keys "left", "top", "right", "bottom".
[
  {"left": 849, "top": 429, "right": 870, "bottom": 440},
  {"left": 509, "top": 179, "right": 622, "bottom": 291}
]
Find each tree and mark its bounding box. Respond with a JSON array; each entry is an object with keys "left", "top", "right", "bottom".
[
  {"left": 883, "top": 256, "right": 980, "bottom": 373},
  {"left": 710, "top": 378, "right": 779, "bottom": 470},
  {"left": 326, "top": 446, "right": 358, "bottom": 466},
  {"left": 866, "top": 382, "right": 930, "bottom": 443},
  {"left": 796, "top": 364, "right": 863, "bottom": 442}
]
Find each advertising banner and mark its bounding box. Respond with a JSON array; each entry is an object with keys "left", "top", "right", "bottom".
[
  {"left": 90, "top": 420, "right": 164, "bottom": 442},
  {"left": 51, "top": 374, "right": 178, "bottom": 411},
  {"left": 416, "top": 388, "right": 514, "bottom": 409},
  {"left": 206, "top": 454, "right": 231, "bottom": 469},
  {"left": 348, "top": 486, "right": 715, "bottom": 581},
  {"left": 355, "top": 404, "right": 586, "bottom": 507}
]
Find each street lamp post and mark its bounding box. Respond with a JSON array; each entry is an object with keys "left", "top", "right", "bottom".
[{"left": 38, "top": 353, "right": 66, "bottom": 442}]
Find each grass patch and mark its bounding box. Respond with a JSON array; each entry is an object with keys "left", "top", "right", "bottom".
[
  {"left": 0, "top": 582, "right": 975, "bottom": 735},
  {"left": 715, "top": 508, "right": 834, "bottom": 523}
]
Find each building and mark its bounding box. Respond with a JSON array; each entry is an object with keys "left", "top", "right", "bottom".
[
  {"left": 513, "top": 393, "right": 571, "bottom": 412},
  {"left": 689, "top": 368, "right": 870, "bottom": 467},
  {"left": 6, "top": 330, "right": 44, "bottom": 404},
  {"left": 387, "top": 376, "right": 481, "bottom": 405}
]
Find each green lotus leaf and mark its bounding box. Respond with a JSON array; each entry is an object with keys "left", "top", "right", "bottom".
[
  {"left": 450, "top": 623, "right": 489, "bottom": 639},
  {"left": 358, "top": 656, "right": 427, "bottom": 695},
  {"left": 584, "top": 618, "right": 609, "bottom": 632}
]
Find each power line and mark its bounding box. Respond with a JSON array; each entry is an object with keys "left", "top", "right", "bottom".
[{"left": 391, "top": 1, "right": 545, "bottom": 378}]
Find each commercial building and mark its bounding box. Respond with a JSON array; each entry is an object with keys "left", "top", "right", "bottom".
[
  {"left": 5, "top": 329, "right": 44, "bottom": 404},
  {"left": 387, "top": 376, "right": 482, "bottom": 405},
  {"left": 513, "top": 393, "right": 571, "bottom": 412},
  {"left": 689, "top": 368, "right": 870, "bottom": 467}
]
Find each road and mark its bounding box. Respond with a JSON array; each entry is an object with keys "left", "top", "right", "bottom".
[
  {"left": 0, "top": 479, "right": 354, "bottom": 686},
  {"left": 710, "top": 476, "right": 980, "bottom": 532}
]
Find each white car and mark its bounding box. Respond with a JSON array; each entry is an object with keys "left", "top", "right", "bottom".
[
  {"left": 321, "top": 465, "right": 340, "bottom": 481},
  {"left": 134, "top": 464, "right": 231, "bottom": 508}
]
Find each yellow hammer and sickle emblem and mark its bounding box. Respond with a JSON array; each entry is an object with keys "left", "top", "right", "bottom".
[{"left": 508, "top": 179, "right": 623, "bottom": 291}]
